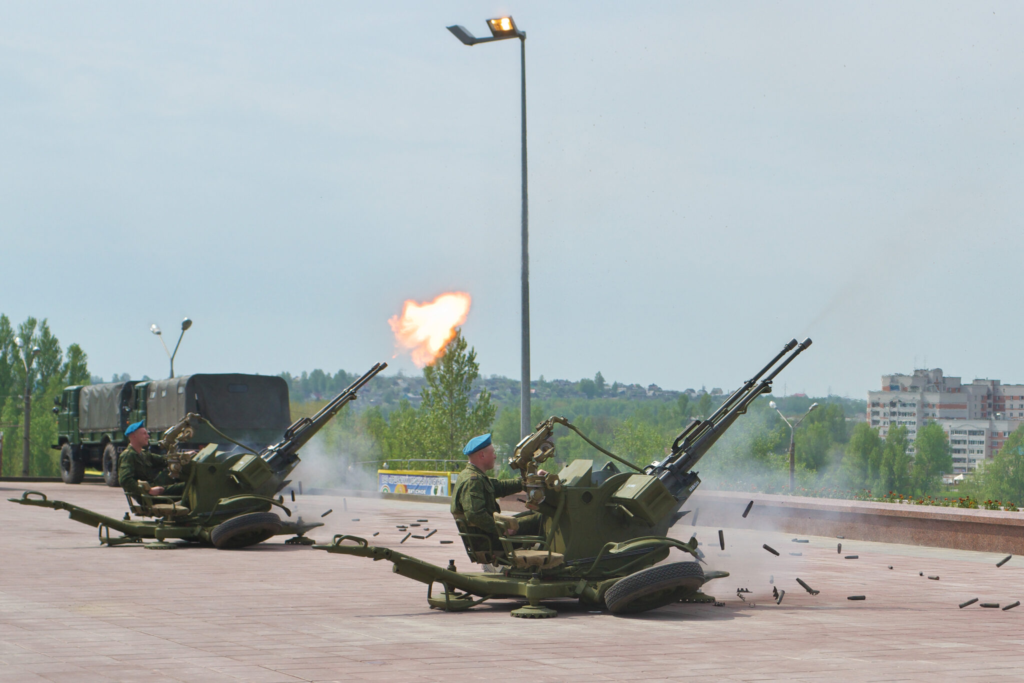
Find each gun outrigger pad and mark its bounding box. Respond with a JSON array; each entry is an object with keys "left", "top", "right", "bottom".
[{"left": 20, "top": 491, "right": 48, "bottom": 503}]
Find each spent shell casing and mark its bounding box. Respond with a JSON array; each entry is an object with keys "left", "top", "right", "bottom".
[
  {"left": 299, "top": 481, "right": 302, "bottom": 495},
  {"left": 291, "top": 490, "right": 295, "bottom": 502},
  {"left": 793, "top": 539, "right": 809, "bottom": 543},
  {"left": 776, "top": 589, "right": 786, "bottom": 605},
  {"left": 400, "top": 533, "right": 411, "bottom": 543},
  {"left": 845, "top": 555, "right": 859, "bottom": 559},
  {"left": 789, "top": 552, "right": 802, "bottom": 556},
  {"left": 719, "top": 530, "right": 725, "bottom": 551},
  {"left": 692, "top": 508, "right": 700, "bottom": 526},
  {"left": 1002, "top": 601, "right": 1020, "bottom": 611},
  {"left": 981, "top": 603, "right": 1000, "bottom": 608},
  {"left": 351, "top": 518, "right": 360, "bottom": 522},
  {"left": 769, "top": 575, "right": 774, "bottom": 584},
  {"left": 959, "top": 598, "right": 979, "bottom": 608},
  {"left": 838, "top": 543, "right": 842, "bottom": 554},
  {"left": 425, "top": 529, "right": 437, "bottom": 538},
  {"left": 928, "top": 575, "right": 940, "bottom": 581},
  {"left": 837, "top": 535, "right": 845, "bottom": 539},
  {"left": 412, "top": 535, "right": 425, "bottom": 539},
  {"left": 372, "top": 532, "right": 379, "bottom": 537},
  {"left": 848, "top": 595, "right": 866, "bottom": 601},
  {"left": 409, "top": 523, "right": 421, "bottom": 527},
  {"left": 888, "top": 566, "right": 893, "bottom": 570},
  {"left": 763, "top": 544, "right": 780, "bottom": 556},
  {"left": 321, "top": 509, "right": 333, "bottom": 518},
  {"left": 440, "top": 540, "right": 453, "bottom": 544},
  {"left": 773, "top": 586, "right": 779, "bottom": 599},
  {"left": 997, "top": 555, "right": 1012, "bottom": 568},
  {"left": 743, "top": 501, "right": 754, "bottom": 518},
  {"left": 796, "top": 578, "right": 819, "bottom": 596},
  {"left": 417, "top": 519, "right": 428, "bottom": 522}
]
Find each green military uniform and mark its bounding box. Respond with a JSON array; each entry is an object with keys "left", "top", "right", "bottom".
[
  {"left": 118, "top": 446, "right": 186, "bottom": 501},
  {"left": 451, "top": 463, "right": 541, "bottom": 560}
]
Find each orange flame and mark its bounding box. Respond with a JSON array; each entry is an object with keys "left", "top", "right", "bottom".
[{"left": 389, "top": 292, "right": 472, "bottom": 367}]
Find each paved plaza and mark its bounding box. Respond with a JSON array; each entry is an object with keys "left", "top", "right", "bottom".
[{"left": 2, "top": 482, "right": 1023, "bottom": 682}]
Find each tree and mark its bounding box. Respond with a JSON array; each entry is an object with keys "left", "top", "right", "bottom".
[
  {"left": 795, "top": 422, "right": 833, "bottom": 471},
  {"left": 696, "top": 393, "right": 713, "bottom": 419},
  {"left": 612, "top": 418, "right": 665, "bottom": 466},
  {"left": 578, "top": 378, "right": 597, "bottom": 399},
  {"left": 0, "top": 316, "right": 90, "bottom": 476},
  {"left": 912, "top": 423, "right": 952, "bottom": 495},
  {"left": 594, "top": 372, "right": 606, "bottom": 395},
  {"left": 419, "top": 330, "right": 496, "bottom": 461},
  {"left": 877, "top": 425, "right": 912, "bottom": 493},
  {"left": 676, "top": 394, "right": 691, "bottom": 421},
  {"left": 843, "top": 423, "right": 883, "bottom": 490},
  {"left": 970, "top": 425, "right": 1024, "bottom": 506}
]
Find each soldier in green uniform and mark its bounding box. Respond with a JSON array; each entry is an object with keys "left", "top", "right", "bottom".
[
  {"left": 118, "top": 420, "right": 186, "bottom": 502},
  {"left": 450, "top": 433, "right": 544, "bottom": 563}
]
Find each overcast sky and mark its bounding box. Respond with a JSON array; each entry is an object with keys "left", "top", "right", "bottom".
[{"left": 2, "top": 2, "right": 1022, "bottom": 397}]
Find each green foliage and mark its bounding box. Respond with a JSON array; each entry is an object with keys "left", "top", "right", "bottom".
[
  {"left": 961, "top": 424, "right": 1024, "bottom": 506},
  {"left": 696, "top": 393, "right": 713, "bottom": 419},
  {"left": 911, "top": 423, "right": 953, "bottom": 495},
  {"left": 578, "top": 378, "right": 597, "bottom": 399},
  {"left": 878, "top": 425, "right": 912, "bottom": 494},
  {"left": 842, "top": 422, "right": 883, "bottom": 490},
  {"left": 611, "top": 418, "right": 665, "bottom": 466},
  {"left": 0, "top": 315, "right": 90, "bottom": 477},
  {"left": 364, "top": 330, "right": 495, "bottom": 472},
  {"left": 594, "top": 372, "right": 606, "bottom": 394}
]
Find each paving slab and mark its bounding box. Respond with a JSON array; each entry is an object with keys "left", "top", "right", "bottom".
[{"left": 3, "top": 482, "right": 1024, "bottom": 681}]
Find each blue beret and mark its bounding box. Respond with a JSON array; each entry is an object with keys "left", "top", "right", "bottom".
[
  {"left": 463, "top": 433, "right": 492, "bottom": 456},
  {"left": 125, "top": 420, "right": 145, "bottom": 436}
]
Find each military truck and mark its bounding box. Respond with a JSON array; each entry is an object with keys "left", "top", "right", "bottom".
[{"left": 53, "top": 374, "right": 291, "bottom": 486}]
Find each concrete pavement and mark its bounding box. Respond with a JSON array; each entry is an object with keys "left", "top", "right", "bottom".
[{"left": 2, "top": 482, "right": 1023, "bottom": 682}]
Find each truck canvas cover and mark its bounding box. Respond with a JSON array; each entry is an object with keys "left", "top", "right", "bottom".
[
  {"left": 144, "top": 374, "right": 290, "bottom": 436},
  {"left": 79, "top": 382, "right": 132, "bottom": 431}
]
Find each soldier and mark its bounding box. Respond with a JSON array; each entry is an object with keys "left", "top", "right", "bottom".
[
  {"left": 451, "top": 433, "right": 544, "bottom": 562},
  {"left": 118, "top": 421, "right": 187, "bottom": 502}
]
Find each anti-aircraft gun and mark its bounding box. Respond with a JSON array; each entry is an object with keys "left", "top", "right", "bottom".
[
  {"left": 10, "top": 362, "right": 387, "bottom": 550},
  {"left": 317, "top": 341, "right": 811, "bottom": 618}
]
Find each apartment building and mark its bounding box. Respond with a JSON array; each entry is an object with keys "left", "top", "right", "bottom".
[{"left": 867, "top": 369, "right": 1024, "bottom": 474}]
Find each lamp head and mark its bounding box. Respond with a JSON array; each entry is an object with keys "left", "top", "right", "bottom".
[
  {"left": 486, "top": 16, "right": 520, "bottom": 38},
  {"left": 808, "top": 402, "right": 819, "bottom": 413},
  {"left": 14, "top": 336, "right": 23, "bottom": 348},
  {"left": 150, "top": 324, "right": 162, "bottom": 336},
  {"left": 181, "top": 317, "right": 192, "bottom": 332},
  {"left": 769, "top": 401, "right": 777, "bottom": 410},
  {"left": 31, "top": 346, "right": 41, "bottom": 357}
]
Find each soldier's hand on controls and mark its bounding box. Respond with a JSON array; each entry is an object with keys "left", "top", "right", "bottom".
[
  {"left": 537, "top": 469, "right": 548, "bottom": 477},
  {"left": 149, "top": 486, "right": 165, "bottom": 495}
]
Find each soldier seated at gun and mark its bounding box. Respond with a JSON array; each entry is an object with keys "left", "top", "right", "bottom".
[
  {"left": 118, "top": 421, "right": 188, "bottom": 502},
  {"left": 450, "top": 433, "right": 546, "bottom": 564}
]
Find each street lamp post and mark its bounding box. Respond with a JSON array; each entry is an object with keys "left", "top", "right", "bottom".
[
  {"left": 14, "top": 337, "right": 41, "bottom": 477},
  {"left": 770, "top": 400, "right": 818, "bottom": 493},
  {"left": 447, "top": 16, "right": 532, "bottom": 438},
  {"left": 151, "top": 317, "right": 193, "bottom": 378}
]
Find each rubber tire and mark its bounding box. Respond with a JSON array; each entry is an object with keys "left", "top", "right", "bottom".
[
  {"left": 59, "top": 444, "right": 86, "bottom": 484},
  {"left": 605, "top": 561, "right": 705, "bottom": 615},
  {"left": 210, "top": 512, "right": 282, "bottom": 550},
  {"left": 102, "top": 444, "right": 120, "bottom": 487}
]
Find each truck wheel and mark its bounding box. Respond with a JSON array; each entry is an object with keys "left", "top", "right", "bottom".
[
  {"left": 102, "top": 444, "right": 120, "bottom": 487},
  {"left": 59, "top": 444, "right": 86, "bottom": 484},
  {"left": 604, "top": 561, "right": 705, "bottom": 615},
  {"left": 210, "top": 512, "right": 282, "bottom": 550}
]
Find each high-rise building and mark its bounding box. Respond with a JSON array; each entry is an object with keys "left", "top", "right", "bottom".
[{"left": 867, "top": 369, "right": 1024, "bottom": 474}]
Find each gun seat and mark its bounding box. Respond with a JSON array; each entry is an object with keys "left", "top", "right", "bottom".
[{"left": 509, "top": 549, "right": 564, "bottom": 570}]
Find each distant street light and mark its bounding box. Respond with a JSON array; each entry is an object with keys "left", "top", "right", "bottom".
[
  {"left": 447, "top": 16, "right": 533, "bottom": 438},
  {"left": 151, "top": 317, "right": 192, "bottom": 378},
  {"left": 14, "top": 336, "right": 42, "bottom": 477},
  {"left": 770, "top": 400, "right": 819, "bottom": 493}
]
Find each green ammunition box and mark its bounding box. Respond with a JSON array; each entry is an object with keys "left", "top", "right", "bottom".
[
  {"left": 228, "top": 454, "right": 273, "bottom": 491},
  {"left": 609, "top": 474, "right": 676, "bottom": 525}
]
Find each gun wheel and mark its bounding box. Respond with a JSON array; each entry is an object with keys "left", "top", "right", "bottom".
[
  {"left": 605, "top": 561, "right": 705, "bottom": 615},
  {"left": 210, "top": 512, "right": 282, "bottom": 549}
]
